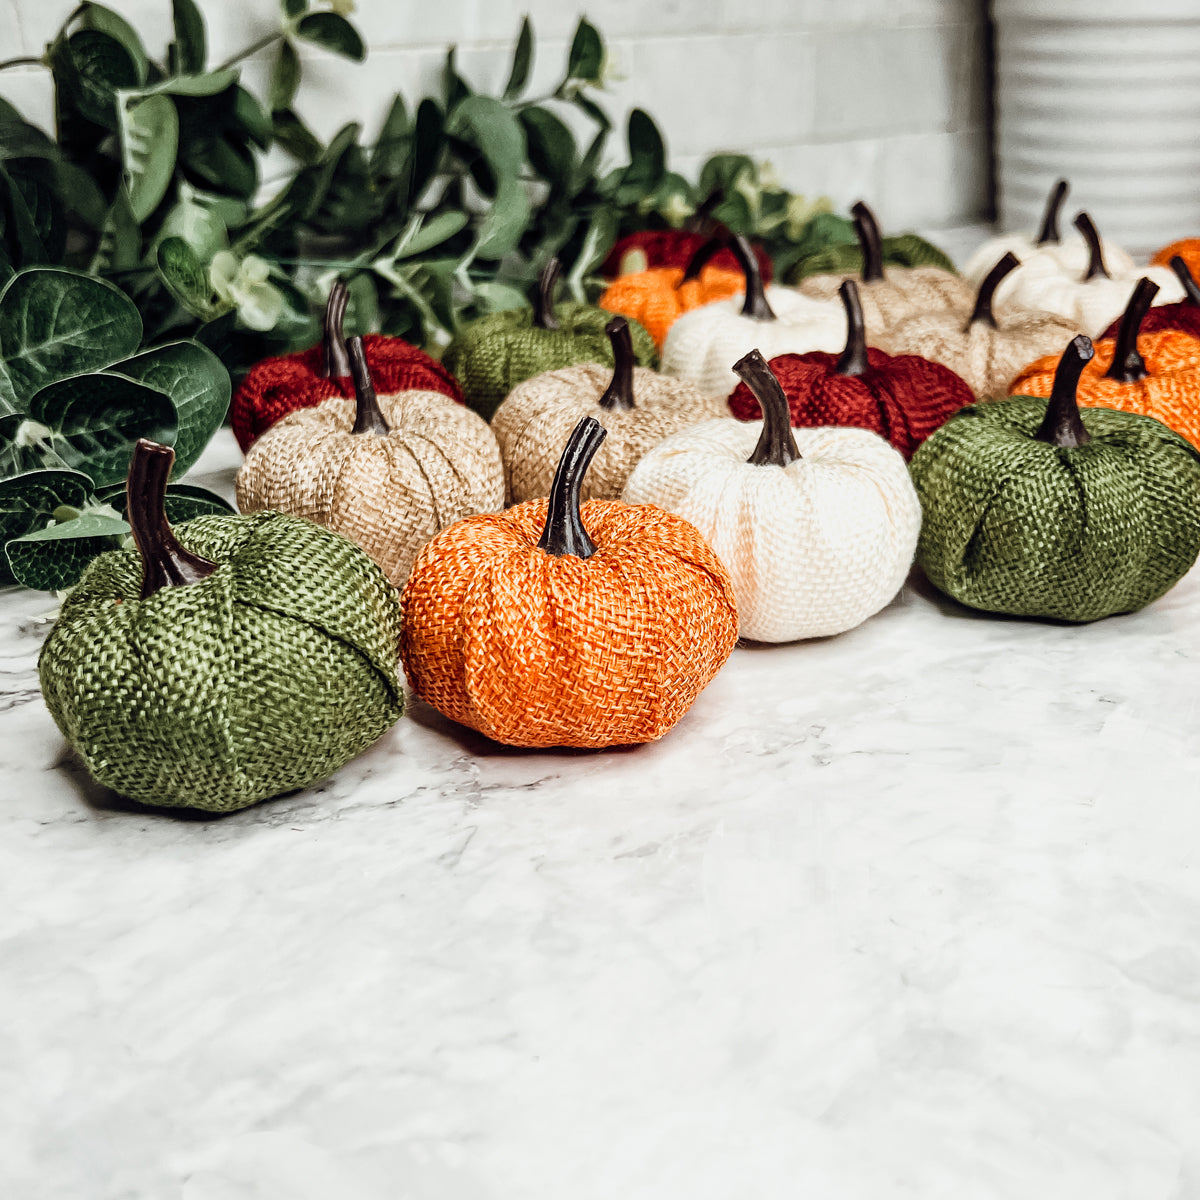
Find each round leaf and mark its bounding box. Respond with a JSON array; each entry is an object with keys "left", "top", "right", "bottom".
[
  {"left": 295, "top": 13, "right": 365, "bottom": 62},
  {"left": 156, "top": 236, "right": 217, "bottom": 318},
  {"left": 0, "top": 468, "right": 94, "bottom": 582},
  {"left": 119, "top": 92, "right": 179, "bottom": 222},
  {"left": 170, "top": 0, "right": 207, "bottom": 74},
  {"left": 5, "top": 512, "right": 129, "bottom": 591}
]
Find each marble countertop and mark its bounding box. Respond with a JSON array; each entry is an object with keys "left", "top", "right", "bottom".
[{"left": 5, "top": 420, "right": 1200, "bottom": 1198}]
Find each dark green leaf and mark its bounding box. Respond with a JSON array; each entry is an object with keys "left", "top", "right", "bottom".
[
  {"left": 140, "top": 69, "right": 237, "bottom": 98},
  {"left": 270, "top": 40, "right": 301, "bottom": 113},
  {"left": 53, "top": 162, "right": 107, "bottom": 229},
  {"left": 118, "top": 92, "right": 179, "bottom": 222},
  {"left": 54, "top": 30, "right": 141, "bottom": 129},
  {"left": 0, "top": 165, "right": 52, "bottom": 273},
  {"left": 102, "top": 480, "right": 235, "bottom": 520},
  {"left": 234, "top": 87, "right": 272, "bottom": 149},
  {"left": 571, "top": 92, "right": 611, "bottom": 132},
  {"left": 410, "top": 99, "right": 443, "bottom": 203},
  {"left": 156, "top": 236, "right": 217, "bottom": 318},
  {"left": 443, "top": 47, "right": 471, "bottom": 110},
  {"left": 391, "top": 210, "right": 469, "bottom": 260},
  {"left": 448, "top": 95, "right": 525, "bottom": 178},
  {"left": 170, "top": 0, "right": 207, "bottom": 74},
  {"left": 614, "top": 108, "right": 665, "bottom": 205},
  {"left": 520, "top": 107, "right": 576, "bottom": 190},
  {"left": 78, "top": 3, "right": 149, "bottom": 81},
  {"left": 271, "top": 108, "right": 323, "bottom": 165},
  {"left": 156, "top": 184, "right": 228, "bottom": 260},
  {"left": 90, "top": 186, "right": 139, "bottom": 273},
  {"left": 6, "top": 510, "right": 129, "bottom": 591},
  {"left": 341, "top": 272, "right": 379, "bottom": 337},
  {"left": 0, "top": 468, "right": 94, "bottom": 583},
  {"left": 503, "top": 16, "right": 534, "bottom": 100},
  {"left": 281, "top": 0, "right": 307, "bottom": 17},
  {"left": 371, "top": 94, "right": 409, "bottom": 176},
  {"left": 181, "top": 133, "right": 257, "bottom": 198},
  {"left": 473, "top": 177, "right": 530, "bottom": 260},
  {"left": 295, "top": 13, "right": 365, "bottom": 61},
  {"left": 566, "top": 18, "right": 603, "bottom": 83},
  {"left": 565, "top": 207, "right": 617, "bottom": 299}
]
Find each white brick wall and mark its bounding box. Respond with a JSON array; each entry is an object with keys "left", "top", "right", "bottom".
[{"left": 0, "top": 0, "right": 990, "bottom": 228}]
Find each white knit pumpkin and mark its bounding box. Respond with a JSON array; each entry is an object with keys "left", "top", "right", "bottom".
[{"left": 622, "top": 351, "right": 921, "bottom": 643}]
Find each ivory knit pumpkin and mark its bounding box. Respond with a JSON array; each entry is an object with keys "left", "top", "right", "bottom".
[
  {"left": 38, "top": 440, "right": 405, "bottom": 812},
  {"left": 400, "top": 417, "right": 739, "bottom": 748},
  {"left": 623, "top": 350, "right": 921, "bottom": 643},
  {"left": 491, "top": 316, "right": 727, "bottom": 503},
  {"left": 913, "top": 336, "right": 1200, "bottom": 622},
  {"left": 237, "top": 337, "right": 504, "bottom": 589}
]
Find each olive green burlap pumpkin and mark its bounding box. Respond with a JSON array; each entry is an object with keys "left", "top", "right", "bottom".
[
  {"left": 39, "top": 441, "right": 405, "bottom": 813},
  {"left": 788, "top": 229, "right": 956, "bottom": 283},
  {"left": 911, "top": 336, "right": 1200, "bottom": 622}
]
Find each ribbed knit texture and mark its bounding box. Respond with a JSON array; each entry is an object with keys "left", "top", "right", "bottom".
[
  {"left": 1151, "top": 238, "right": 1200, "bottom": 281},
  {"left": 491, "top": 364, "right": 727, "bottom": 503},
  {"left": 600, "top": 230, "right": 774, "bottom": 282},
  {"left": 38, "top": 511, "right": 405, "bottom": 812},
  {"left": 1008, "top": 331, "right": 1200, "bottom": 451},
  {"left": 599, "top": 265, "right": 748, "bottom": 349},
  {"left": 910, "top": 397, "right": 1200, "bottom": 621},
  {"left": 230, "top": 334, "right": 464, "bottom": 452},
  {"left": 798, "top": 267, "right": 972, "bottom": 343},
  {"left": 236, "top": 390, "right": 505, "bottom": 589},
  {"left": 725, "top": 348, "right": 973, "bottom": 459},
  {"left": 1098, "top": 302, "right": 1200, "bottom": 343},
  {"left": 441, "top": 304, "right": 658, "bottom": 422},
  {"left": 962, "top": 234, "right": 1136, "bottom": 290},
  {"left": 399, "top": 500, "right": 738, "bottom": 748},
  {"left": 660, "top": 287, "right": 846, "bottom": 401},
  {"left": 622, "top": 418, "right": 921, "bottom": 642},
  {"left": 787, "top": 233, "right": 956, "bottom": 283}
]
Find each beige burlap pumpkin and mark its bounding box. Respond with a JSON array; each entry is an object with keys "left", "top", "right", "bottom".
[
  {"left": 491, "top": 316, "right": 728, "bottom": 503},
  {"left": 237, "top": 336, "right": 504, "bottom": 588}
]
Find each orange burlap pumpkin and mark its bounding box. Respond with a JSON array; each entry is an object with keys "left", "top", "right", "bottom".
[{"left": 400, "top": 417, "right": 739, "bottom": 748}]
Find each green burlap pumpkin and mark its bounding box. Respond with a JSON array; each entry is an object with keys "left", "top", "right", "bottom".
[
  {"left": 911, "top": 336, "right": 1200, "bottom": 622},
  {"left": 442, "top": 257, "right": 658, "bottom": 421},
  {"left": 788, "top": 232, "right": 956, "bottom": 284},
  {"left": 39, "top": 441, "right": 404, "bottom": 813}
]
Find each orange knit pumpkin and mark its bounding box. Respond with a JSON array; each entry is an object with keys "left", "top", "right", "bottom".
[
  {"left": 1009, "top": 278, "right": 1200, "bottom": 450},
  {"left": 1152, "top": 238, "right": 1200, "bottom": 282},
  {"left": 400, "top": 417, "right": 739, "bottom": 748}
]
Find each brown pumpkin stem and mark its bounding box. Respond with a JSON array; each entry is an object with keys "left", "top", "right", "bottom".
[
  {"left": 533, "top": 257, "right": 561, "bottom": 330},
  {"left": 537, "top": 416, "right": 606, "bottom": 559},
  {"left": 968, "top": 252, "right": 1021, "bottom": 329},
  {"left": 851, "top": 200, "right": 885, "bottom": 283},
  {"left": 126, "top": 439, "right": 217, "bottom": 600},
  {"left": 1170, "top": 255, "right": 1200, "bottom": 307},
  {"left": 1035, "top": 335, "right": 1094, "bottom": 449},
  {"left": 1074, "top": 212, "right": 1110, "bottom": 281},
  {"left": 835, "top": 281, "right": 869, "bottom": 377},
  {"left": 730, "top": 233, "right": 775, "bottom": 320},
  {"left": 735, "top": 350, "right": 801, "bottom": 467},
  {"left": 1105, "top": 277, "right": 1158, "bottom": 383},
  {"left": 681, "top": 230, "right": 730, "bottom": 283},
  {"left": 1035, "top": 178, "right": 1069, "bottom": 246},
  {"left": 598, "top": 317, "right": 636, "bottom": 411},
  {"left": 321, "top": 280, "right": 352, "bottom": 379},
  {"left": 348, "top": 336, "right": 390, "bottom": 435},
  {"left": 688, "top": 186, "right": 725, "bottom": 233}
]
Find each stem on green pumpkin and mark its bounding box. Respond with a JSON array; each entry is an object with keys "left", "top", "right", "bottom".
[
  {"left": 1034, "top": 335, "right": 1094, "bottom": 449},
  {"left": 967, "top": 252, "right": 1020, "bottom": 330},
  {"left": 730, "top": 234, "right": 775, "bottom": 321},
  {"left": 532, "top": 257, "right": 561, "bottom": 330},
  {"left": 681, "top": 231, "right": 730, "bottom": 283},
  {"left": 321, "top": 280, "right": 351, "bottom": 379},
  {"left": 1074, "top": 212, "right": 1110, "bottom": 281},
  {"left": 1105, "top": 277, "right": 1158, "bottom": 384},
  {"left": 347, "top": 336, "right": 390, "bottom": 436},
  {"left": 835, "top": 281, "right": 869, "bottom": 377},
  {"left": 736, "top": 350, "right": 801, "bottom": 467},
  {"left": 126, "top": 440, "right": 217, "bottom": 599},
  {"left": 851, "top": 200, "right": 885, "bottom": 283},
  {"left": 536, "top": 417, "right": 606, "bottom": 559},
  {"left": 1035, "top": 179, "right": 1069, "bottom": 245},
  {"left": 597, "top": 317, "right": 636, "bottom": 411},
  {"left": 1170, "top": 255, "right": 1200, "bottom": 307}
]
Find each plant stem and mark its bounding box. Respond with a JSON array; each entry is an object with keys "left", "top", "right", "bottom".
[
  {"left": 0, "top": 55, "right": 45, "bottom": 71},
  {"left": 214, "top": 32, "right": 283, "bottom": 72}
]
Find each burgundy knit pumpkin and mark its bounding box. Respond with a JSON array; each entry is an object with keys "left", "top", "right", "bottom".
[
  {"left": 600, "top": 229, "right": 774, "bottom": 284},
  {"left": 1098, "top": 256, "right": 1200, "bottom": 342}
]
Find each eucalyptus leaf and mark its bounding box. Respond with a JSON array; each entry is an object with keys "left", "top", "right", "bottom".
[
  {"left": 271, "top": 109, "right": 322, "bottom": 165},
  {"left": 281, "top": 0, "right": 306, "bottom": 16},
  {"left": 118, "top": 91, "right": 179, "bottom": 222},
  {"left": 371, "top": 94, "right": 409, "bottom": 177},
  {"left": 170, "top": 0, "right": 207, "bottom": 74},
  {"left": 391, "top": 210, "right": 469, "bottom": 260},
  {"left": 295, "top": 13, "right": 365, "bottom": 61},
  {"left": 5, "top": 512, "right": 129, "bottom": 591},
  {"left": 270, "top": 41, "right": 301, "bottom": 113},
  {"left": 615, "top": 108, "right": 665, "bottom": 205},
  {"left": 520, "top": 108, "right": 576, "bottom": 190},
  {"left": 472, "top": 176, "right": 530, "bottom": 260},
  {"left": 235, "top": 88, "right": 272, "bottom": 150},
  {"left": 54, "top": 30, "right": 141, "bottom": 129},
  {"left": 448, "top": 96, "right": 525, "bottom": 179},
  {"left": 0, "top": 414, "right": 72, "bottom": 474},
  {"left": 90, "top": 186, "right": 139, "bottom": 274},
  {"left": 503, "top": 16, "right": 534, "bottom": 100},
  {"left": 156, "top": 184, "right": 228, "bottom": 260},
  {"left": 156, "top": 236, "right": 218, "bottom": 318},
  {"left": 565, "top": 207, "right": 617, "bottom": 299},
  {"left": 566, "top": 18, "right": 603, "bottom": 83},
  {"left": 78, "top": 3, "right": 150, "bottom": 83},
  {"left": 0, "top": 467, "right": 94, "bottom": 583},
  {"left": 410, "top": 99, "right": 444, "bottom": 203}
]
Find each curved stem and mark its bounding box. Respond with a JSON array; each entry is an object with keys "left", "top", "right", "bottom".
[
  {"left": 0, "top": 55, "right": 45, "bottom": 71},
  {"left": 126, "top": 440, "right": 217, "bottom": 599},
  {"left": 1105, "top": 277, "right": 1158, "bottom": 383},
  {"left": 532, "top": 257, "right": 561, "bottom": 330},
  {"left": 348, "top": 336, "right": 390, "bottom": 435},
  {"left": 730, "top": 234, "right": 775, "bottom": 321},
  {"left": 214, "top": 31, "right": 283, "bottom": 72},
  {"left": 1170, "top": 255, "right": 1200, "bottom": 307},
  {"left": 735, "top": 350, "right": 800, "bottom": 467},
  {"left": 681, "top": 231, "right": 729, "bottom": 283},
  {"left": 835, "top": 281, "right": 869, "bottom": 377},
  {"left": 1074, "top": 212, "right": 1110, "bottom": 281},
  {"left": 1034, "top": 335, "right": 1094, "bottom": 448},
  {"left": 968, "top": 252, "right": 1020, "bottom": 329},
  {"left": 851, "top": 200, "right": 884, "bottom": 283},
  {"left": 321, "top": 280, "right": 351, "bottom": 379},
  {"left": 688, "top": 186, "right": 725, "bottom": 233},
  {"left": 536, "top": 417, "right": 606, "bottom": 559},
  {"left": 1035, "top": 178, "right": 1069, "bottom": 245},
  {"left": 597, "top": 317, "right": 636, "bottom": 411}
]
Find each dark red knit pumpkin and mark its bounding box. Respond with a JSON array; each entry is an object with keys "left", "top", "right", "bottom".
[
  {"left": 726, "top": 280, "right": 973, "bottom": 459},
  {"left": 1098, "top": 255, "right": 1200, "bottom": 342},
  {"left": 230, "top": 283, "right": 464, "bottom": 452},
  {"left": 600, "top": 229, "right": 774, "bottom": 285}
]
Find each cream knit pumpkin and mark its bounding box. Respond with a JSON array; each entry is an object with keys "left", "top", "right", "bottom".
[{"left": 622, "top": 350, "right": 921, "bottom": 643}]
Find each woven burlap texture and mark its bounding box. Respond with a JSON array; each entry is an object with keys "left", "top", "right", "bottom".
[
  {"left": 399, "top": 500, "right": 739, "bottom": 748},
  {"left": 441, "top": 303, "right": 658, "bottom": 421},
  {"left": 875, "top": 308, "right": 1083, "bottom": 399},
  {"left": 797, "top": 266, "right": 973, "bottom": 343},
  {"left": 961, "top": 234, "right": 1136, "bottom": 290},
  {"left": 725, "top": 348, "right": 973, "bottom": 459},
  {"left": 660, "top": 287, "right": 847, "bottom": 401},
  {"left": 236, "top": 390, "right": 505, "bottom": 589},
  {"left": 910, "top": 397, "right": 1200, "bottom": 621},
  {"left": 491, "top": 363, "right": 729, "bottom": 503},
  {"left": 787, "top": 233, "right": 957, "bottom": 283},
  {"left": 1008, "top": 330, "right": 1200, "bottom": 451},
  {"left": 38, "top": 511, "right": 405, "bottom": 812},
  {"left": 598, "top": 264, "right": 748, "bottom": 349},
  {"left": 622, "top": 418, "right": 921, "bottom": 642}
]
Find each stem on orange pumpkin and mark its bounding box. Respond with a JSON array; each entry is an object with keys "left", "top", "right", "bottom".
[
  {"left": 533, "top": 257, "right": 561, "bottom": 331},
  {"left": 851, "top": 200, "right": 885, "bottom": 283},
  {"left": 1035, "top": 179, "right": 1069, "bottom": 245},
  {"left": 321, "top": 280, "right": 352, "bottom": 379},
  {"left": 1034, "top": 335, "right": 1094, "bottom": 449},
  {"left": 597, "top": 317, "right": 636, "bottom": 411},
  {"left": 681, "top": 231, "right": 730, "bottom": 283},
  {"left": 736, "top": 349, "right": 800, "bottom": 467},
  {"left": 835, "top": 281, "right": 869, "bottom": 377},
  {"left": 967, "top": 252, "right": 1020, "bottom": 330},
  {"left": 126, "top": 439, "right": 217, "bottom": 599},
  {"left": 537, "top": 416, "right": 606, "bottom": 559},
  {"left": 1105, "top": 277, "right": 1158, "bottom": 384},
  {"left": 1074, "top": 212, "right": 1110, "bottom": 281},
  {"left": 730, "top": 234, "right": 775, "bottom": 321},
  {"left": 348, "top": 336, "right": 390, "bottom": 436},
  {"left": 688, "top": 186, "right": 725, "bottom": 233},
  {"left": 1169, "top": 255, "right": 1200, "bottom": 307}
]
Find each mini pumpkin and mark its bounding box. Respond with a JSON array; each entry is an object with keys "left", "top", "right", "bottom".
[
  {"left": 230, "top": 280, "right": 464, "bottom": 451},
  {"left": 912, "top": 335, "right": 1200, "bottom": 622},
  {"left": 875, "top": 252, "right": 1083, "bottom": 399},
  {"left": 237, "top": 336, "right": 504, "bottom": 588},
  {"left": 38, "top": 439, "right": 405, "bottom": 812},
  {"left": 442, "top": 257, "right": 658, "bottom": 421},
  {"left": 787, "top": 223, "right": 955, "bottom": 283},
  {"left": 726, "top": 280, "right": 973, "bottom": 458},
  {"left": 1152, "top": 236, "right": 1200, "bottom": 282},
  {"left": 1097, "top": 256, "right": 1200, "bottom": 342},
  {"left": 400, "top": 417, "right": 739, "bottom": 748},
  {"left": 623, "top": 349, "right": 921, "bottom": 642},
  {"left": 1009, "top": 278, "right": 1200, "bottom": 450},
  {"left": 491, "top": 315, "right": 727, "bottom": 504}
]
